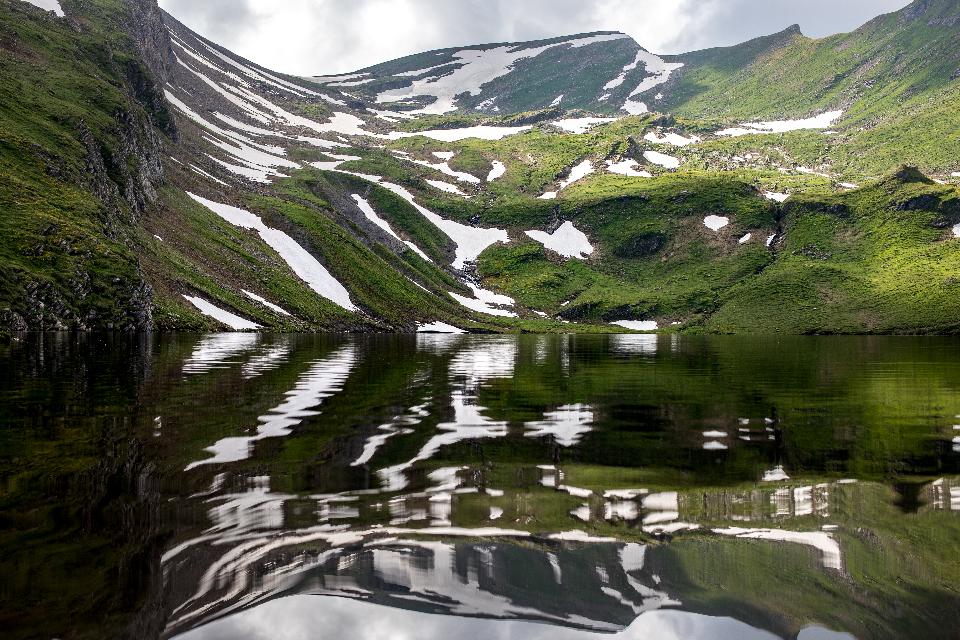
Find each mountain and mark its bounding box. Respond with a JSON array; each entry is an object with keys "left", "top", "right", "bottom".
[
  {"left": 1, "top": 0, "right": 960, "bottom": 335},
  {"left": 307, "top": 31, "right": 676, "bottom": 116}
]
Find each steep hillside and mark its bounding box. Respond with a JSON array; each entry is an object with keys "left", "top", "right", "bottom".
[{"left": 1, "top": 0, "right": 960, "bottom": 335}]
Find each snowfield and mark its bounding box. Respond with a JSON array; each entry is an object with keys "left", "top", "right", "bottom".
[{"left": 525, "top": 221, "right": 595, "bottom": 259}]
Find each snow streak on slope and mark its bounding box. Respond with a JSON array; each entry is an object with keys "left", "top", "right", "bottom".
[
  {"left": 183, "top": 296, "right": 261, "bottom": 330},
  {"left": 188, "top": 193, "right": 357, "bottom": 312},
  {"left": 311, "top": 158, "right": 508, "bottom": 270},
  {"left": 352, "top": 194, "right": 432, "bottom": 261},
  {"left": 373, "top": 34, "right": 630, "bottom": 114}
]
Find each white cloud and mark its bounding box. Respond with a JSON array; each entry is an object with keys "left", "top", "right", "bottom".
[{"left": 158, "top": 0, "right": 912, "bottom": 75}]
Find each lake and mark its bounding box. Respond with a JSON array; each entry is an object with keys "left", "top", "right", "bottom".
[{"left": 2, "top": 333, "right": 959, "bottom": 640}]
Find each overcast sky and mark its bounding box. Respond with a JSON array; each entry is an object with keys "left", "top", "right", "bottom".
[{"left": 156, "top": 0, "right": 912, "bottom": 76}]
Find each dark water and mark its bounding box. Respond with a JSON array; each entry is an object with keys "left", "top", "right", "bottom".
[{"left": 2, "top": 334, "right": 959, "bottom": 640}]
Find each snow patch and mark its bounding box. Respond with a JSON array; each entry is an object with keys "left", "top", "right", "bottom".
[
  {"left": 22, "top": 0, "right": 63, "bottom": 16},
  {"left": 622, "top": 51, "right": 684, "bottom": 114},
  {"left": 183, "top": 295, "right": 260, "bottom": 330},
  {"left": 392, "top": 125, "right": 531, "bottom": 142},
  {"left": 643, "top": 150, "right": 680, "bottom": 169},
  {"left": 551, "top": 118, "right": 617, "bottom": 134},
  {"left": 612, "top": 320, "right": 658, "bottom": 332},
  {"left": 450, "top": 285, "right": 518, "bottom": 318},
  {"left": 417, "top": 322, "right": 466, "bottom": 334},
  {"left": 762, "top": 466, "right": 790, "bottom": 482},
  {"left": 703, "top": 215, "right": 730, "bottom": 231},
  {"left": 644, "top": 131, "right": 699, "bottom": 147},
  {"left": 606, "top": 159, "right": 652, "bottom": 177},
  {"left": 717, "top": 110, "right": 843, "bottom": 137},
  {"left": 764, "top": 192, "right": 790, "bottom": 203},
  {"left": 241, "top": 290, "right": 291, "bottom": 316},
  {"left": 486, "top": 161, "right": 506, "bottom": 182},
  {"left": 524, "top": 221, "right": 595, "bottom": 259},
  {"left": 425, "top": 179, "right": 472, "bottom": 197},
  {"left": 560, "top": 159, "right": 595, "bottom": 189}
]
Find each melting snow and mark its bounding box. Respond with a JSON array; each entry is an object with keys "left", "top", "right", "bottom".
[
  {"left": 450, "top": 284, "right": 518, "bottom": 318},
  {"left": 703, "top": 215, "right": 730, "bottom": 231},
  {"left": 188, "top": 193, "right": 357, "bottom": 311},
  {"left": 643, "top": 150, "right": 680, "bottom": 169},
  {"left": 351, "top": 194, "right": 405, "bottom": 243},
  {"left": 606, "top": 159, "right": 652, "bottom": 177},
  {"left": 241, "top": 290, "right": 291, "bottom": 316},
  {"left": 550, "top": 94, "right": 564, "bottom": 107},
  {"left": 408, "top": 157, "right": 481, "bottom": 184},
  {"left": 312, "top": 159, "right": 508, "bottom": 269},
  {"left": 612, "top": 320, "right": 659, "bottom": 331},
  {"left": 739, "top": 233, "right": 753, "bottom": 245},
  {"left": 524, "top": 221, "right": 594, "bottom": 259},
  {"left": 552, "top": 118, "right": 618, "bottom": 134},
  {"left": 425, "top": 179, "right": 472, "bottom": 197},
  {"left": 376, "top": 33, "right": 630, "bottom": 114},
  {"left": 183, "top": 295, "right": 260, "bottom": 330},
  {"left": 486, "top": 161, "right": 506, "bottom": 182},
  {"left": 417, "top": 321, "right": 466, "bottom": 334},
  {"left": 953, "top": 223, "right": 960, "bottom": 239},
  {"left": 644, "top": 131, "right": 700, "bottom": 147},
  {"left": 717, "top": 110, "right": 843, "bottom": 137},
  {"left": 764, "top": 192, "right": 790, "bottom": 203},
  {"left": 560, "top": 160, "right": 595, "bottom": 189},
  {"left": 622, "top": 51, "right": 684, "bottom": 114},
  {"left": 392, "top": 125, "right": 531, "bottom": 142},
  {"left": 22, "top": 0, "right": 63, "bottom": 16}
]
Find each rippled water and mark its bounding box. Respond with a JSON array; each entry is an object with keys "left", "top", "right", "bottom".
[{"left": 2, "top": 334, "right": 959, "bottom": 640}]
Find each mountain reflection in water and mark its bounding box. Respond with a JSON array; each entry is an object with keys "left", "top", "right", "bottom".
[{"left": 1, "top": 334, "right": 959, "bottom": 640}]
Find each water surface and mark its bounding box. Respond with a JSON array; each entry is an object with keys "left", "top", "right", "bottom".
[{"left": 2, "top": 334, "right": 959, "bottom": 639}]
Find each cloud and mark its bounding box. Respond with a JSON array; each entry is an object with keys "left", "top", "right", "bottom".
[{"left": 157, "top": 0, "right": 912, "bottom": 75}]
